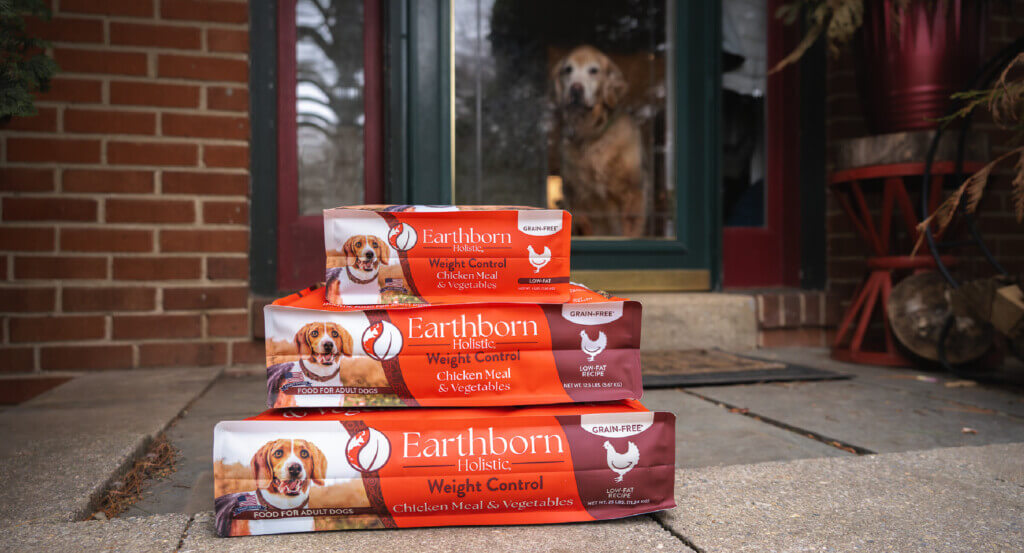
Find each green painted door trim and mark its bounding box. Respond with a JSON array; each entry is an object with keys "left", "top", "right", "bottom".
[{"left": 385, "top": 0, "right": 720, "bottom": 287}]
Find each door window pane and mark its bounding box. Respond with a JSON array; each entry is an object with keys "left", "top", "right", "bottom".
[
  {"left": 296, "top": 0, "right": 364, "bottom": 215},
  {"left": 453, "top": 0, "right": 674, "bottom": 238},
  {"left": 721, "top": 0, "right": 766, "bottom": 227}
]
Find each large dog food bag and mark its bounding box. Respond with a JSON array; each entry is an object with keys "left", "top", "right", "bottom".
[
  {"left": 323, "top": 205, "right": 571, "bottom": 305},
  {"left": 264, "top": 284, "right": 642, "bottom": 408},
  {"left": 213, "top": 400, "right": 675, "bottom": 536}
]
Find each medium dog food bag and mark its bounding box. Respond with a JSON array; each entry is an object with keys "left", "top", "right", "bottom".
[
  {"left": 213, "top": 400, "right": 675, "bottom": 536},
  {"left": 323, "top": 205, "right": 571, "bottom": 305},
  {"left": 263, "top": 284, "right": 642, "bottom": 408}
]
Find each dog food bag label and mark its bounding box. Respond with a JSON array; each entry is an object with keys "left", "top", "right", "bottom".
[
  {"left": 263, "top": 284, "right": 641, "bottom": 408},
  {"left": 323, "top": 205, "right": 571, "bottom": 305},
  {"left": 213, "top": 400, "right": 675, "bottom": 536}
]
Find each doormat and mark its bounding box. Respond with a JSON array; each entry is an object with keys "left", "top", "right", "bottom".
[{"left": 642, "top": 350, "right": 848, "bottom": 388}]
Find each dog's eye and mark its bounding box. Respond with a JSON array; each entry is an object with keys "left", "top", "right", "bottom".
[
  {"left": 588, "top": 66, "right": 599, "bottom": 75},
  {"left": 331, "top": 330, "right": 339, "bottom": 337},
  {"left": 300, "top": 449, "right": 309, "bottom": 458},
  {"left": 561, "top": 65, "right": 571, "bottom": 75},
  {"left": 311, "top": 330, "right": 318, "bottom": 337},
  {"left": 274, "top": 449, "right": 284, "bottom": 458}
]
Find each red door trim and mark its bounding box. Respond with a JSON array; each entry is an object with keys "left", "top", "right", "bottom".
[
  {"left": 722, "top": 0, "right": 802, "bottom": 288},
  {"left": 276, "top": 0, "right": 384, "bottom": 290}
]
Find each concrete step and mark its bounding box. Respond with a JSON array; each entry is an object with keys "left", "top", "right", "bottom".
[
  {"left": 0, "top": 368, "right": 221, "bottom": 523},
  {"left": 624, "top": 292, "right": 757, "bottom": 351}
]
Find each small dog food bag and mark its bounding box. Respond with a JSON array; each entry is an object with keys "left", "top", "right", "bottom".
[
  {"left": 323, "top": 205, "right": 571, "bottom": 305},
  {"left": 263, "top": 284, "right": 642, "bottom": 408},
  {"left": 213, "top": 399, "right": 675, "bottom": 536}
]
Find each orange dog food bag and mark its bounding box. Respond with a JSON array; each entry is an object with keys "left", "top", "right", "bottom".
[
  {"left": 323, "top": 205, "right": 571, "bottom": 305},
  {"left": 263, "top": 284, "right": 642, "bottom": 408},
  {"left": 213, "top": 400, "right": 675, "bottom": 536}
]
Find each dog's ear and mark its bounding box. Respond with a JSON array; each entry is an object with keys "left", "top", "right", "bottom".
[
  {"left": 305, "top": 441, "right": 328, "bottom": 486},
  {"left": 294, "top": 324, "right": 312, "bottom": 358},
  {"left": 251, "top": 442, "right": 274, "bottom": 489},
  {"left": 326, "top": 279, "right": 340, "bottom": 304},
  {"left": 601, "top": 58, "right": 628, "bottom": 109},
  {"left": 378, "top": 240, "right": 390, "bottom": 265},
  {"left": 338, "top": 326, "right": 353, "bottom": 357},
  {"left": 342, "top": 236, "right": 358, "bottom": 267},
  {"left": 549, "top": 55, "right": 567, "bottom": 104}
]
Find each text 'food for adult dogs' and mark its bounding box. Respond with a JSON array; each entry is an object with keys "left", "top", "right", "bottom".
[
  {"left": 213, "top": 400, "right": 675, "bottom": 536},
  {"left": 263, "top": 284, "right": 642, "bottom": 408},
  {"left": 323, "top": 205, "right": 571, "bottom": 305}
]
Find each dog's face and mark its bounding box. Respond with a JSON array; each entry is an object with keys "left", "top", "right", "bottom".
[
  {"left": 343, "top": 235, "right": 390, "bottom": 276},
  {"left": 252, "top": 439, "right": 326, "bottom": 496},
  {"left": 295, "top": 322, "right": 352, "bottom": 373},
  {"left": 552, "top": 45, "right": 627, "bottom": 111}
]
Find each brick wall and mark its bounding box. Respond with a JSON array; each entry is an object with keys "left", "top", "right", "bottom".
[
  {"left": 0, "top": 0, "right": 261, "bottom": 372},
  {"left": 824, "top": 2, "right": 1024, "bottom": 323}
]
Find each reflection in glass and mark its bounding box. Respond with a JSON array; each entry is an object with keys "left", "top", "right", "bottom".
[
  {"left": 721, "top": 0, "right": 766, "bottom": 227},
  {"left": 296, "top": 0, "right": 364, "bottom": 215},
  {"left": 454, "top": 0, "right": 673, "bottom": 238}
]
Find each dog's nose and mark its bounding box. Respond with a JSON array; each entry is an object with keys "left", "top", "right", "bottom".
[
  {"left": 364, "top": 251, "right": 375, "bottom": 259},
  {"left": 288, "top": 463, "right": 302, "bottom": 477},
  {"left": 322, "top": 341, "right": 333, "bottom": 352},
  {"left": 569, "top": 83, "right": 583, "bottom": 103}
]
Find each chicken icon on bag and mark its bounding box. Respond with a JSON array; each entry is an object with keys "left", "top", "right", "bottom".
[
  {"left": 580, "top": 330, "right": 607, "bottom": 361},
  {"left": 527, "top": 245, "right": 551, "bottom": 273},
  {"left": 603, "top": 441, "right": 639, "bottom": 482}
]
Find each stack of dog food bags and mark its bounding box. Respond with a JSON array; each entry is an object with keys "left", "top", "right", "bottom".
[{"left": 213, "top": 206, "right": 675, "bottom": 536}]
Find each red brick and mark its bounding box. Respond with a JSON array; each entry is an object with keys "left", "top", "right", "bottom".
[
  {"left": 0, "top": 168, "right": 54, "bottom": 192},
  {"left": 163, "top": 172, "right": 248, "bottom": 195},
  {"left": 60, "top": 0, "right": 154, "bottom": 17},
  {"left": 0, "top": 288, "right": 56, "bottom": 312},
  {"left": 112, "top": 256, "right": 201, "bottom": 280},
  {"left": 108, "top": 142, "right": 197, "bottom": 167},
  {"left": 41, "top": 344, "right": 133, "bottom": 371},
  {"left": 26, "top": 16, "right": 104, "bottom": 43},
  {"left": 251, "top": 298, "right": 268, "bottom": 338},
  {"left": 161, "top": 0, "right": 248, "bottom": 23},
  {"left": 3, "top": 197, "right": 97, "bottom": 222},
  {"left": 53, "top": 48, "right": 148, "bottom": 76},
  {"left": 207, "top": 86, "right": 248, "bottom": 111},
  {"left": 106, "top": 199, "right": 195, "bottom": 224},
  {"left": 63, "top": 286, "right": 156, "bottom": 312},
  {"left": 760, "top": 328, "right": 827, "bottom": 348},
  {"left": 157, "top": 54, "right": 248, "bottom": 82},
  {"left": 65, "top": 109, "right": 156, "bottom": 135},
  {"left": 163, "top": 113, "right": 249, "bottom": 140},
  {"left": 110, "top": 22, "right": 202, "bottom": 49},
  {"left": 1, "top": 107, "right": 57, "bottom": 132},
  {"left": 759, "top": 294, "right": 781, "bottom": 329},
  {"left": 6, "top": 138, "right": 101, "bottom": 164},
  {"left": 207, "top": 257, "right": 247, "bottom": 279},
  {"left": 231, "top": 340, "right": 264, "bottom": 364},
  {"left": 0, "top": 348, "right": 35, "bottom": 373},
  {"left": 160, "top": 230, "right": 247, "bottom": 253},
  {"left": 61, "top": 228, "right": 152, "bottom": 252},
  {"left": 202, "top": 200, "right": 248, "bottom": 224},
  {"left": 0, "top": 228, "right": 55, "bottom": 251},
  {"left": 112, "top": 314, "right": 201, "bottom": 339},
  {"left": 163, "top": 286, "right": 248, "bottom": 310},
  {"left": 139, "top": 341, "right": 227, "bottom": 367},
  {"left": 110, "top": 81, "right": 200, "bottom": 108},
  {"left": 204, "top": 145, "right": 248, "bottom": 168},
  {"left": 781, "top": 294, "right": 801, "bottom": 328},
  {"left": 15, "top": 256, "right": 107, "bottom": 280},
  {"left": 35, "top": 77, "right": 103, "bottom": 104},
  {"left": 207, "top": 28, "right": 248, "bottom": 53},
  {"left": 10, "top": 315, "right": 106, "bottom": 342},
  {"left": 64, "top": 170, "right": 154, "bottom": 194},
  {"left": 208, "top": 312, "right": 248, "bottom": 337}
]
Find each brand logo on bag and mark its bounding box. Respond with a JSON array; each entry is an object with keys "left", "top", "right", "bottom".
[
  {"left": 388, "top": 223, "right": 418, "bottom": 251},
  {"left": 603, "top": 440, "right": 639, "bottom": 482},
  {"left": 527, "top": 245, "right": 551, "bottom": 273},
  {"left": 362, "top": 321, "right": 404, "bottom": 361},
  {"left": 580, "top": 330, "right": 606, "bottom": 361},
  {"left": 346, "top": 427, "right": 391, "bottom": 472}
]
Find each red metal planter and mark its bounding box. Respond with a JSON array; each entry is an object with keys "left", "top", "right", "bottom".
[{"left": 855, "top": 0, "right": 988, "bottom": 134}]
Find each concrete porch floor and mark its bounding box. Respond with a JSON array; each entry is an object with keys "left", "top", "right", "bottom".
[{"left": 2, "top": 348, "right": 1022, "bottom": 552}]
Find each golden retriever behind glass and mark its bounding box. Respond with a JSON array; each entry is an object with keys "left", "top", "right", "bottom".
[{"left": 552, "top": 45, "right": 649, "bottom": 237}]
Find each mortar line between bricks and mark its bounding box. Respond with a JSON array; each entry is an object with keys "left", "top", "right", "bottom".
[
  {"left": 650, "top": 514, "right": 704, "bottom": 553},
  {"left": 679, "top": 388, "right": 876, "bottom": 456},
  {"left": 175, "top": 513, "right": 197, "bottom": 553}
]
